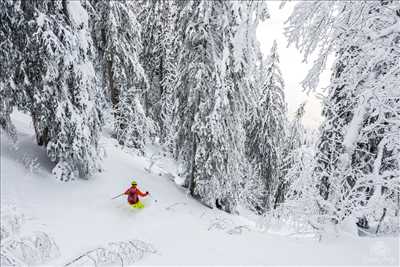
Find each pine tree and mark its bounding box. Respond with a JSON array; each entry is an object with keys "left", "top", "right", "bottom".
[
  {"left": 231, "top": 2, "right": 271, "bottom": 213},
  {"left": 274, "top": 102, "right": 306, "bottom": 209},
  {"left": 1, "top": 0, "right": 104, "bottom": 181},
  {"left": 286, "top": 0, "right": 400, "bottom": 231},
  {"left": 276, "top": 128, "right": 320, "bottom": 228},
  {"left": 113, "top": 88, "right": 155, "bottom": 151},
  {"left": 238, "top": 1, "right": 269, "bottom": 106},
  {"left": 136, "top": 0, "right": 177, "bottom": 144},
  {"left": 0, "top": 0, "right": 21, "bottom": 142},
  {"left": 158, "top": 1, "right": 179, "bottom": 147},
  {"left": 92, "top": 0, "right": 152, "bottom": 149},
  {"left": 173, "top": 1, "right": 249, "bottom": 213},
  {"left": 245, "top": 41, "right": 287, "bottom": 212}
]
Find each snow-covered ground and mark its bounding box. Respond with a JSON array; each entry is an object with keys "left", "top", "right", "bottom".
[{"left": 1, "top": 112, "right": 399, "bottom": 266}]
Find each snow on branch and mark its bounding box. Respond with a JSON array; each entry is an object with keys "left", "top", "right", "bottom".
[
  {"left": 1, "top": 206, "right": 60, "bottom": 266},
  {"left": 64, "top": 239, "right": 158, "bottom": 267}
]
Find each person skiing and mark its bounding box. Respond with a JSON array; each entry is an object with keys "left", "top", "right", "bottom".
[{"left": 124, "top": 180, "right": 149, "bottom": 209}]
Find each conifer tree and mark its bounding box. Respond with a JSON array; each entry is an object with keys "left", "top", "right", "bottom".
[
  {"left": 92, "top": 0, "right": 153, "bottom": 149},
  {"left": 286, "top": 0, "right": 400, "bottom": 231},
  {"left": 137, "top": 0, "right": 177, "bottom": 143},
  {"left": 1, "top": 0, "right": 104, "bottom": 181},
  {"left": 173, "top": 1, "right": 250, "bottom": 212},
  {"left": 0, "top": 0, "right": 21, "bottom": 142},
  {"left": 274, "top": 102, "right": 306, "bottom": 209},
  {"left": 245, "top": 41, "right": 287, "bottom": 212}
]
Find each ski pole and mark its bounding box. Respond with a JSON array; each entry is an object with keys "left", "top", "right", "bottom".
[{"left": 112, "top": 193, "right": 124, "bottom": 200}]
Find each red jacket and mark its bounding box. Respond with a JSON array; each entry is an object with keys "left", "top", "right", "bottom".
[{"left": 124, "top": 186, "right": 148, "bottom": 204}]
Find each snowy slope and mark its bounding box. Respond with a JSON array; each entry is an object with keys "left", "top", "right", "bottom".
[{"left": 1, "top": 111, "right": 399, "bottom": 266}]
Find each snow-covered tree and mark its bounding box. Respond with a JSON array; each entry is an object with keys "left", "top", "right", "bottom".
[
  {"left": 274, "top": 102, "right": 306, "bottom": 209},
  {"left": 136, "top": 0, "right": 177, "bottom": 144},
  {"left": 276, "top": 129, "right": 321, "bottom": 231},
  {"left": 113, "top": 88, "right": 155, "bottom": 151},
  {"left": 1, "top": 0, "right": 104, "bottom": 181},
  {"left": 228, "top": 2, "right": 271, "bottom": 213},
  {"left": 286, "top": 0, "right": 400, "bottom": 232},
  {"left": 158, "top": 1, "right": 179, "bottom": 147},
  {"left": 245, "top": 41, "right": 287, "bottom": 212},
  {"left": 231, "top": 1, "right": 269, "bottom": 104},
  {"left": 0, "top": 0, "right": 21, "bottom": 142},
  {"left": 92, "top": 0, "right": 153, "bottom": 150},
  {"left": 173, "top": 1, "right": 252, "bottom": 213}
]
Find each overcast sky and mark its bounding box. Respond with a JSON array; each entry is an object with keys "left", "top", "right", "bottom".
[{"left": 257, "top": 1, "right": 332, "bottom": 129}]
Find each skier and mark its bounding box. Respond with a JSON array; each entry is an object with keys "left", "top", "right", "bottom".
[{"left": 124, "top": 180, "right": 149, "bottom": 209}]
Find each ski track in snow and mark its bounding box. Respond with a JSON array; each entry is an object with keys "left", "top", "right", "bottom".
[{"left": 1, "top": 112, "right": 399, "bottom": 266}]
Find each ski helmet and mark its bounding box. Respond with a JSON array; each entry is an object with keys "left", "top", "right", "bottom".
[{"left": 131, "top": 180, "right": 137, "bottom": 186}]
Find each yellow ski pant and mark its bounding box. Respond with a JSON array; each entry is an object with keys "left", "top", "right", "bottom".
[{"left": 130, "top": 201, "right": 144, "bottom": 209}]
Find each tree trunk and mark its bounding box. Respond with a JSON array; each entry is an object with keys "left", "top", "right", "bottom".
[
  {"left": 31, "top": 111, "right": 49, "bottom": 146},
  {"left": 376, "top": 207, "right": 387, "bottom": 234},
  {"left": 107, "top": 55, "right": 118, "bottom": 109}
]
